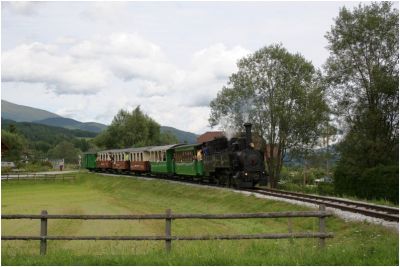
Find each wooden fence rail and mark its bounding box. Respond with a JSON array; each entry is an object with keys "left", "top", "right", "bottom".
[
  {"left": 1, "top": 173, "right": 76, "bottom": 181},
  {"left": 1, "top": 206, "right": 333, "bottom": 255}
]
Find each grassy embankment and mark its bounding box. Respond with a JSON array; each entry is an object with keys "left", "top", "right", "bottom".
[{"left": 1, "top": 172, "right": 398, "bottom": 265}]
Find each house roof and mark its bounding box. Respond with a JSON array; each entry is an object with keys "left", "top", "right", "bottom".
[{"left": 197, "top": 131, "right": 225, "bottom": 143}]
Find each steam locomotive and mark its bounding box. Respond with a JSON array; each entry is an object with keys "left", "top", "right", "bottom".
[{"left": 81, "top": 123, "right": 267, "bottom": 188}]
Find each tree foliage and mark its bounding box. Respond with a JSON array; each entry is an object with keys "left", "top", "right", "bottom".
[
  {"left": 325, "top": 2, "right": 398, "bottom": 164},
  {"left": 1, "top": 130, "right": 28, "bottom": 162},
  {"left": 94, "top": 106, "right": 178, "bottom": 149},
  {"left": 1, "top": 119, "right": 96, "bottom": 156},
  {"left": 325, "top": 2, "right": 399, "bottom": 199},
  {"left": 47, "top": 141, "right": 80, "bottom": 164},
  {"left": 209, "top": 44, "right": 329, "bottom": 187}
]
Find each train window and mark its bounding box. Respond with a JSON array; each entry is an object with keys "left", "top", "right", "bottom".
[{"left": 175, "top": 150, "right": 195, "bottom": 162}]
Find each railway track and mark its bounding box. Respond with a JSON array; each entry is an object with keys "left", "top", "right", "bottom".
[
  {"left": 92, "top": 170, "right": 399, "bottom": 222},
  {"left": 248, "top": 187, "right": 399, "bottom": 222}
]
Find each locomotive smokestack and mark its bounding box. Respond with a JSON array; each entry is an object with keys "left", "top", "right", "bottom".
[{"left": 244, "top": 123, "right": 252, "bottom": 146}]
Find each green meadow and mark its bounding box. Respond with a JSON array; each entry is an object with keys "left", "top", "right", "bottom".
[{"left": 1, "top": 172, "right": 398, "bottom": 265}]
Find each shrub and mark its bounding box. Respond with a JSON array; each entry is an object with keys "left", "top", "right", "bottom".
[
  {"left": 334, "top": 164, "right": 398, "bottom": 204},
  {"left": 359, "top": 165, "right": 398, "bottom": 203},
  {"left": 317, "top": 183, "right": 335, "bottom": 196},
  {"left": 22, "top": 162, "right": 53, "bottom": 172}
]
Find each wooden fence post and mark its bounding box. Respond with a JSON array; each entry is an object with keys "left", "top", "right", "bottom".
[
  {"left": 288, "top": 217, "right": 294, "bottom": 244},
  {"left": 165, "top": 209, "right": 172, "bottom": 253},
  {"left": 40, "top": 210, "right": 48, "bottom": 255},
  {"left": 319, "top": 205, "right": 326, "bottom": 248}
]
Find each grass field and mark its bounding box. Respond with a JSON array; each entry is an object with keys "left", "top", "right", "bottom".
[{"left": 1, "top": 172, "right": 398, "bottom": 265}]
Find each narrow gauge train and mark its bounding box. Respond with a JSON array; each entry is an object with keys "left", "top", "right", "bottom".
[{"left": 81, "top": 123, "right": 267, "bottom": 188}]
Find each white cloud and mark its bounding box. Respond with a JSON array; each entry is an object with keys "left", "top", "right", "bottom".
[
  {"left": 2, "top": 2, "right": 43, "bottom": 16},
  {"left": 79, "top": 2, "right": 128, "bottom": 23},
  {"left": 176, "top": 43, "right": 250, "bottom": 107},
  {"left": 2, "top": 32, "right": 250, "bottom": 133},
  {"left": 2, "top": 42, "right": 110, "bottom": 95}
]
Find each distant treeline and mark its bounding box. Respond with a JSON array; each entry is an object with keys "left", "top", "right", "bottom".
[{"left": 1, "top": 119, "right": 96, "bottom": 163}]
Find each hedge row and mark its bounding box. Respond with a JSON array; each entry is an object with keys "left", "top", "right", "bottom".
[{"left": 334, "top": 164, "right": 398, "bottom": 203}]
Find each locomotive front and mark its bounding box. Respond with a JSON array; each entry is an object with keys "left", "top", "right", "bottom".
[{"left": 230, "top": 123, "right": 268, "bottom": 187}]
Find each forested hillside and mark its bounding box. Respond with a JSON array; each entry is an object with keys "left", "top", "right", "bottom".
[
  {"left": 34, "top": 117, "right": 107, "bottom": 133},
  {"left": 160, "top": 126, "right": 198, "bottom": 144},
  {"left": 1, "top": 119, "right": 95, "bottom": 163}
]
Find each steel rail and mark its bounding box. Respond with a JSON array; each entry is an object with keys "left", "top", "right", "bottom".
[{"left": 248, "top": 188, "right": 399, "bottom": 222}]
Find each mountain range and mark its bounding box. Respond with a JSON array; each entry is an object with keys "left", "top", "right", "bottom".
[{"left": 1, "top": 100, "right": 198, "bottom": 143}]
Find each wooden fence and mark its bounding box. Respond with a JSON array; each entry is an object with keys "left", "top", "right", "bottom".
[
  {"left": 1, "top": 205, "right": 333, "bottom": 255},
  {"left": 1, "top": 173, "right": 76, "bottom": 181}
]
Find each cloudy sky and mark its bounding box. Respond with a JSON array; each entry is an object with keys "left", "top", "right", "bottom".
[{"left": 2, "top": 1, "right": 367, "bottom": 134}]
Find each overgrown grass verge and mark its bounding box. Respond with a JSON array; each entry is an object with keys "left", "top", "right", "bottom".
[
  {"left": 1, "top": 172, "right": 398, "bottom": 265},
  {"left": 277, "top": 182, "right": 398, "bottom": 207}
]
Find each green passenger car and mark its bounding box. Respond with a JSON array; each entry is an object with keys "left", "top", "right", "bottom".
[
  {"left": 174, "top": 144, "right": 204, "bottom": 176},
  {"left": 81, "top": 152, "right": 97, "bottom": 170},
  {"left": 149, "top": 145, "right": 180, "bottom": 174}
]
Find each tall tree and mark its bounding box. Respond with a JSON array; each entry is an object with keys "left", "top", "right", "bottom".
[
  {"left": 209, "top": 44, "right": 329, "bottom": 187},
  {"left": 48, "top": 141, "right": 80, "bottom": 164},
  {"left": 94, "top": 106, "right": 178, "bottom": 149},
  {"left": 325, "top": 2, "right": 398, "bottom": 168},
  {"left": 1, "top": 130, "right": 28, "bottom": 162},
  {"left": 324, "top": 2, "right": 398, "bottom": 200}
]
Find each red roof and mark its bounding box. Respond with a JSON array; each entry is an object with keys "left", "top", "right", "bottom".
[{"left": 197, "top": 131, "right": 225, "bottom": 143}]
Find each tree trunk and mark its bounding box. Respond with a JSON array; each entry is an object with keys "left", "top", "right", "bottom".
[{"left": 266, "top": 143, "right": 284, "bottom": 188}]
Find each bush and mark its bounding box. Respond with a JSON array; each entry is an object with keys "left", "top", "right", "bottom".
[
  {"left": 334, "top": 164, "right": 398, "bottom": 204},
  {"left": 359, "top": 165, "right": 398, "bottom": 203},
  {"left": 317, "top": 183, "right": 335, "bottom": 195},
  {"left": 22, "top": 162, "right": 53, "bottom": 172},
  {"left": 1, "top": 167, "right": 13, "bottom": 174}
]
